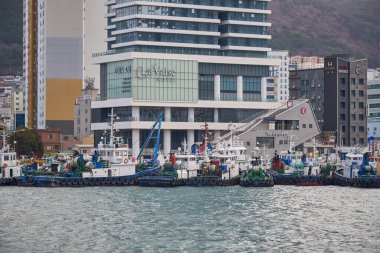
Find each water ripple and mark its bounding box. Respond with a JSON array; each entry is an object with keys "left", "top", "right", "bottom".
[{"left": 1, "top": 186, "right": 379, "bottom": 252}]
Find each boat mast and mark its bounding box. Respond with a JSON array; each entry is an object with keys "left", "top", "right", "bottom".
[
  {"left": 288, "top": 133, "right": 295, "bottom": 153},
  {"left": 203, "top": 123, "right": 209, "bottom": 162}
]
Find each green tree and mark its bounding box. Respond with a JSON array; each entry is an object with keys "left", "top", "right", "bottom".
[{"left": 9, "top": 127, "right": 44, "bottom": 157}]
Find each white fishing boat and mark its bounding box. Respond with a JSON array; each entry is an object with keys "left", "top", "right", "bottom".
[{"left": 0, "top": 130, "right": 22, "bottom": 184}]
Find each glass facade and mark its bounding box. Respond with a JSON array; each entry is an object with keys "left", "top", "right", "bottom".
[
  {"left": 116, "top": 32, "right": 218, "bottom": 45},
  {"left": 104, "top": 60, "right": 133, "bottom": 99},
  {"left": 199, "top": 74, "right": 214, "bottom": 100},
  {"left": 194, "top": 108, "right": 214, "bottom": 122},
  {"left": 218, "top": 109, "right": 262, "bottom": 123},
  {"left": 220, "top": 75, "right": 237, "bottom": 101},
  {"left": 92, "top": 107, "right": 133, "bottom": 123},
  {"left": 133, "top": 58, "right": 198, "bottom": 102},
  {"left": 199, "top": 64, "right": 269, "bottom": 76},
  {"left": 115, "top": 0, "right": 268, "bottom": 9},
  {"left": 171, "top": 107, "right": 188, "bottom": 122},
  {"left": 243, "top": 76, "right": 261, "bottom": 101},
  {"left": 140, "top": 107, "right": 165, "bottom": 121},
  {"left": 107, "top": 0, "right": 271, "bottom": 56},
  {"left": 171, "top": 130, "right": 187, "bottom": 150},
  {"left": 140, "top": 129, "right": 164, "bottom": 149},
  {"left": 116, "top": 6, "right": 218, "bottom": 19},
  {"left": 115, "top": 19, "right": 218, "bottom": 32}
]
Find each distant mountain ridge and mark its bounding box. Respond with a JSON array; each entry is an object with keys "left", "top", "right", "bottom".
[
  {"left": 270, "top": 0, "right": 380, "bottom": 67},
  {"left": 0, "top": 0, "right": 379, "bottom": 75}
]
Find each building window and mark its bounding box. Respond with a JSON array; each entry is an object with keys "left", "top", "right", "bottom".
[
  {"left": 359, "top": 102, "right": 364, "bottom": 109},
  {"left": 350, "top": 102, "right": 356, "bottom": 109},
  {"left": 351, "top": 90, "right": 356, "bottom": 97},
  {"left": 220, "top": 75, "right": 237, "bottom": 101},
  {"left": 351, "top": 78, "right": 355, "bottom": 85},
  {"left": 341, "top": 125, "right": 346, "bottom": 133},
  {"left": 340, "top": 78, "right": 346, "bottom": 85},
  {"left": 359, "top": 79, "right": 364, "bottom": 85},
  {"left": 171, "top": 107, "right": 188, "bottom": 122},
  {"left": 279, "top": 140, "right": 283, "bottom": 145},
  {"left": 351, "top": 126, "right": 356, "bottom": 132},
  {"left": 359, "top": 138, "right": 364, "bottom": 145},
  {"left": 303, "top": 124, "right": 306, "bottom": 128},
  {"left": 359, "top": 90, "right": 364, "bottom": 97},
  {"left": 359, "top": 126, "right": 365, "bottom": 132},
  {"left": 309, "top": 124, "right": 313, "bottom": 128},
  {"left": 199, "top": 74, "right": 214, "bottom": 100},
  {"left": 340, "top": 102, "right": 345, "bottom": 109},
  {"left": 243, "top": 76, "right": 261, "bottom": 101},
  {"left": 140, "top": 107, "right": 164, "bottom": 121},
  {"left": 351, "top": 138, "right": 356, "bottom": 145},
  {"left": 48, "top": 134, "right": 53, "bottom": 139},
  {"left": 351, "top": 114, "right": 356, "bottom": 120},
  {"left": 194, "top": 108, "right": 214, "bottom": 122},
  {"left": 340, "top": 90, "right": 346, "bottom": 97},
  {"left": 256, "top": 137, "right": 274, "bottom": 149},
  {"left": 171, "top": 130, "right": 187, "bottom": 150},
  {"left": 340, "top": 114, "right": 346, "bottom": 120},
  {"left": 246, "top": 142, "right": 250, "bottom": 146},
  {"left": 359, "top": 114, "right": 364, "bottom": 120}
]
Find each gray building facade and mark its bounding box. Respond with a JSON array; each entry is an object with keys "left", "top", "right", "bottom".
[
  {"left": 289, "top": 68, "right": 324, "bottom": 130},
  {"left": 289, "top": 55, "right": 368, "bottom": 147},
  {"left": 324, "top": 56, "right": 367, "bottom": 146}
]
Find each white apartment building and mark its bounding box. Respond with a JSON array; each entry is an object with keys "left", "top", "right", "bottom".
[
  {"left": 289, "top": 56, "right": 324, "bottom": 71},
  {"left": 268, "top": 50, "right": 289, "bottom": 102}
]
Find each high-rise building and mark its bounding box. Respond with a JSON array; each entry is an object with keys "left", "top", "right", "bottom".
[
  {"left": 83, "top": 1, "right": 108, "bottom": 90},
  {"left": 23, "top": 0, "right": 83, "bottom": 135},
  {"left": 91, "top": 0, "right": 281, "bottom": 156},
  {"left": 268, "top": 50, "right": 289, "bottom": 102},
  {"left": 289, "top": 55, "right": 368, "bottom": 147},
  {"left": 324, "top": 55, "right": 367, "bottom": 147}
]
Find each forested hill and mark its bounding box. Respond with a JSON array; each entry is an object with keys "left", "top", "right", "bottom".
[
  {"left": 0, "top": 0, "right": 379, "bottom": 75},
  {"left": 270, "top": 0, "right": 380, "bottom": 67},
  {"left": 0, "top": 0, "right": 22, "bottom": 75}
]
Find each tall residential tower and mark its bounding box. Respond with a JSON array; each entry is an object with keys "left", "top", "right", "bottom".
[
  {"left": 92, "top": 0, "right": 281, "bottom": 156},
  {"left": 23, "top": 0, "right": 83, "bottom": 135}
]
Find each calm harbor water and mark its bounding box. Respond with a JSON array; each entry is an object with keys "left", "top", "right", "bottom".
[{"left": 0, "top": 186, "right": 379, "bottom": 253}]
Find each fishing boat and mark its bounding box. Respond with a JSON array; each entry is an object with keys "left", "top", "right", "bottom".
[
  {"left": 333, "top": 151, "right": 380, "bottom": 188},
  {"left": 240, "top": 156, "right": 274, "bottom": 187},
  {"left": 17, "top": 110, "right": 163, "bottom": 187},
  {"left": 271, "top": 138, "right": 331, "bottom": 186},
  {"left": 185, "top": 123, "right": 240, "bottom": 187},
  {"left": 0, "top": 130, "right": 22, "bottom": 186}
]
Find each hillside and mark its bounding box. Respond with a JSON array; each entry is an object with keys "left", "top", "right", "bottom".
[
  {"left": 0, "top": 0, "right": 22, "bottom": 75},
  {"left": 270, "top": 0, "right": 380, "bottom": 67},
  {"left": 0, "top": 0, "right": 379, "bottom": 75}
]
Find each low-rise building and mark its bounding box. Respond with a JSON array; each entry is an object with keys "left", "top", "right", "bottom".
[
  {"left": 37, "top": 129, "right": 61, "bottom": 154},
  {"left": 238, "top": 99, "right": 320, "bottom": 158}
]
